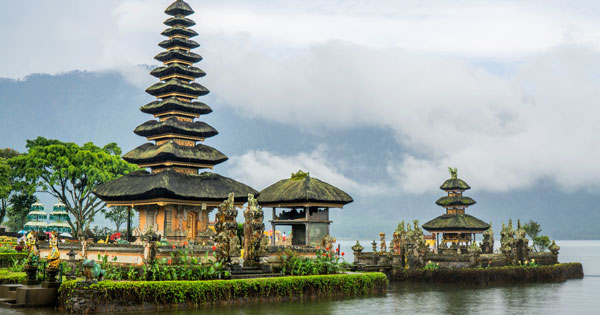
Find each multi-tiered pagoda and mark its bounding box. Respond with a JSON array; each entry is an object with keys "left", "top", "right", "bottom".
[
  {"left": 422, "top": 168, "right": 489, "bottom": 248},
  {"left": 95, "top": 0, "right": 257, "bottom": 242}
]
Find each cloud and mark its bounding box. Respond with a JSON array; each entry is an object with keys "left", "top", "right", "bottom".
[
  {"left": 227, "top": 147, "right": 389, "bottom": 196},
  {"left": 211, "top": 41, "right": 600, "bottom": 193}
]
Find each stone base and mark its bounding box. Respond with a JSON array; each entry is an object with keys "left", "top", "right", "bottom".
[
  {"left": 20, "top": 279, "right": 40, "bottom": 286},
  {"left": 41, "top": 281, "right": 61, "bottom": 288}
]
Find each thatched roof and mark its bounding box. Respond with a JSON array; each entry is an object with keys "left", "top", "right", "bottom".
[
  {"left": 155, "top": 49, "right": 202, "bottom": 63},
  {"left": 161, "top": 26, "right": 198, "bottom": 38},
  {"left": 164, "top": 16, "right": 195, "bottom": 27},
  {"left": 422, "top": 214, "right": 490, "bottom": 232},
  {"left": 134, "top": 117, "right": 218, "bottom": 139},
  {"left": 435, "top": 196, "right": 476, "bottom": 207},
  {"left": 440, "top": 178, "right": 471, "bottom": 191},
  {"left": 94, "top": 169, "right": 258, "bottom": 203},
  {"left": 257, "top": 171, "right": 353, "bottom": 207},
  {"left": 159, "top": 38, "right": 200, "bottom": 50},
  {"left": 145, "top": 78, "right": 208, "bottom": 97},
  {"left": 165, "top": 0, "right": 194, "bottom": 17},
  {"left": 123, "top": 141, "right": 227, "bottom": 166},
  {"left": 140, "top": 97, "right": 212, "bottom": 116},
  {"left": 150, "top": 64, "right": 206, "bottom": 79}
]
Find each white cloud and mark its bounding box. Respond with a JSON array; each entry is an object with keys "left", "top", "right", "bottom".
[
  {"left": 212, "top": 42, "right": 600, "bottom": 193},
  {"left": 227, "top": 147, "right": 389, "bottom": 196}
]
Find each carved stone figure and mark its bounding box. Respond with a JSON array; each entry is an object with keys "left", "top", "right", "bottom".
[
  {"left": 82, "top": 259, "right": 105, "bottom": 282},
  {"left": 371, "top": 240, "right": 377, "bottom": 252},
  {"left": 214, "top": 193, "right": 241, "bottom": 263},
  {"left": 321, "top": 234, "right": 336, "bottom": 251},
  {"left": 379, "top": 233, "right": 387, "bottom": 252},
  {"left": 480, "top": 223, "right": 494, "bottom": 254},
  {"left": 47, "top": 231, "right": 61, "bottom": 270},
  {"left": 514, "top": 222, "right": 531, "bottom": 263},
  {"left": 548, "top": 240, "right": 560, "bottom": 256},
  {"left": 242, "top": 194, "right": 268, "bottom": 266},
  {"left": 500, "top": 221, "right": 515, "bottom": 262}
]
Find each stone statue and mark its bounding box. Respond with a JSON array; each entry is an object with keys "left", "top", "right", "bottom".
[
  {"left": 243, "top": 194, "right": 268, "bottom": 266},
  {"left": 82, "top": 259, "right": 105, "bottom": 282},
  {"left": 514, "top": 222, "right": 531, "bottom": 263},
  {"left": 321, "top": 234, "right": 336, "bottom": 251},
  {"left": 371, "top": 240, "right": 377, "bottom": 252},
  {"left": 25, "top": 231, "right": 40, "bottom": 267},
  {"left": 500, "top": 221, "right": 515, "bottom": 260},
  {"left": 214, "top": 193, "right": 241, "bottom": 263},
  {"left": 548, "top": 240, "right": 560, "bottom": 256},
  {"left": 379, "top": 233, "right": 386, "bottom": 253},
  {"left": 480, "top": 223, "right": 494, "bottom": 254},
  {"left": 47, "top": 231, "right": 61, "bottom": 270}
]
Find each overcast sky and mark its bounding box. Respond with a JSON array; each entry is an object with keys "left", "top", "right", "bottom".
[{"left": 3, "top": 0, "right": 600, "bottom": 196}]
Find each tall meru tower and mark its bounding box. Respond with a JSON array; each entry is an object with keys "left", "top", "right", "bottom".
[{"left": 94, "top": 0, "right": 257, "bottom": 242}]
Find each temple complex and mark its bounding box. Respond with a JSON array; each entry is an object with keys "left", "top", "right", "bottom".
[
  {"left": 422, "top": 168, "right": 489, "bottom": 248},
  {"left": 94, "top": 0, "right": 257, "bottom": 242},
  {"left": 258, "top": 171, "right": 353, "bottom": 246}
]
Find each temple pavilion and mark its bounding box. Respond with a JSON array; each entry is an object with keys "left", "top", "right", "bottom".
[
  {"left": 422, "top": 168, "right": 489, "bottom": 248},
  {"left": 94, "top": 0, "right": 257, "bottom": 242},
  {"left": 258, "top": 171, "right": 353, "bottom": 246}
]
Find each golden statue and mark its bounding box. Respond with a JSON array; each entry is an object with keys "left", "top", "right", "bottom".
[
  {"left": 47, "top": 231, "right": 61, "bottom": 270},
  {"left": 25, "top": 231, "right": 40, "bottom": 266}
]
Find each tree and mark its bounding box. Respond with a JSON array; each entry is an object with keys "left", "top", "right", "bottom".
[
  {"left": 11, "top": 137, "right": 138, "bottom": 238},
  {"left": 0, "top": 148, "right": 35, "bottom": 225},
  {"left": 102, "top": 206, "right": 133, "bottom": 233},
  {"left": 4, "top": 192, "right": 37, "bottom": 232},
  {"left": 522, "top": 220, "right": 550, "bottom": 252}
]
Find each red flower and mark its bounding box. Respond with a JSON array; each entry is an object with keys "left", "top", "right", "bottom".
[
  {"left": 322, "top": 253, "right": 327, "bottom": 257},
  {"left": 212, "top": 245, "right": 217, "bottom": 251},
  {"left": 336, "top": 248, "right": 339, "bottom": 252},
  {"left": 316, "top": 246, "right": 320, "bottom": 249},
  {"left": 172, "top": 245, "right": 176, "bottom": 249},
  {"left": 326, "top": 247, "right": 330, "bottom": 251},
  {"left": 168, "top": 259, "right": 172, "bottom": 265},
  {"left": 341, "top": 252, "right": 345, "bottom": 256}
]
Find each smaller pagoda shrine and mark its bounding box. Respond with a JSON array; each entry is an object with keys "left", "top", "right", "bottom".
[
  {"left": 258, "top": 171, "right": 353, "bottom": 246},
  {"left": 47, "top": 202, "right": 72, "bottom": 234},
  {"left": 422, "top": 168, "right": 489, "bottom": 248},
  {"left": 24, "top": 201, "right": 47, "bottom": 232}
]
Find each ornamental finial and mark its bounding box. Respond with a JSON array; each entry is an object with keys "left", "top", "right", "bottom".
[{"left": 448, "top": 167, "right": 458, "bottom": 179}]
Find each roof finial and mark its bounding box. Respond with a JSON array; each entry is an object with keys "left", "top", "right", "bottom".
[
  {"left": 448, "top": 167, "right": 458, "bottom": 179},
  {"left": 291, "top": 170, "right": 309, "bottom": 180}
]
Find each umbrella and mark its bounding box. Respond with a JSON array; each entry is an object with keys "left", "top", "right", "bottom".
[
  {"left": 60, "top": 232, "right": 73, "bottom": 238},
  {"left": 18, "top": 230, "right": 26, "bottom": 234}
]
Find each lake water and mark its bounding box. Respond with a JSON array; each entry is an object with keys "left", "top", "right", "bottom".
[{"left": 6, "top": 240, "right": 600, "bottom": 315}]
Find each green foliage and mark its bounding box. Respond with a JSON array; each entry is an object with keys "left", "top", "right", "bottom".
[
  {"left": 0, "top": 148, "right": 36, "bottom": 227},
  {"left": 533, "top": 235, "right": 551, "bottom": 252},
  {"left": 424, "top": 261, "right": 440, "bottom": 270},
  {"left": 0, "top": 253, "right": 27, "bottom": 267},
  {"left": 522, "top": 220, "right": 541, "bottom": 239},
  {"left": 280, "top": 249, "right": 344, "bottom": 276},
  {"left": 102, "top": 206, "right": 133, "bottom": 233},
  {"left": 58, "top": 273, "right": 388, "bottom": 312},
  {"left": 11, "top": 137, "right": 138, "bottom": 238},
  {"left": 0, "top": 269, "right": 27, "bottom": 284}
]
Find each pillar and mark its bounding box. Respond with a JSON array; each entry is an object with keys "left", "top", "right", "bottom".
[{"left": 126, "top": 206, "right": 132, "bottom": 242}]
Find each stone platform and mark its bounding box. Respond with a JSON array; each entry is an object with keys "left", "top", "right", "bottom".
[{"left": 0, "top": 283, "right": 58, "bottom": 308}]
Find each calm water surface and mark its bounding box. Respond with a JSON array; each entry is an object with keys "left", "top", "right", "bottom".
[{"left": 7, "top": 240, "right": 600, "bottom": 315}]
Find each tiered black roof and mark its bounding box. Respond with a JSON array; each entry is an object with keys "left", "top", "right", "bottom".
[
  {"left": 422, "top": 169, "right": 489, "bottom": 233},
  {"left": 94, "top": 0, "right": 257, "bottom": 205},
  {"left": 134, "top": 118, "right": 218, "bottom": 139},
  {"left": 140, "top": 98, "right": 212, "bottom": 115}
]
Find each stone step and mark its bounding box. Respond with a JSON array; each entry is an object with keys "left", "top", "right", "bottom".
[{"left": 0, "top": 298, "right": 24, "bottom": 309}]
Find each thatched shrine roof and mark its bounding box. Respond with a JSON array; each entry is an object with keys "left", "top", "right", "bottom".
[
  {"left": 159, "top": 38, "right": 200, "bottom": 50},
  {"left": 140, "top": 97, "right": 212, "bottom": 116},
  {"left": 257, "top": 171, "right": 353, "bottom": 208},
  {"left": 435, "top": 196, "right": 476, "bottom": 207},
  {"left": 422, "top": 214, "right": 490, "bottom": 232},
  {"left": 146, "top": 78, "right": 208, "bottom": 97},
  {"left": 155, "top": 49, "right": 202, "bottom": 63},
  {"left": 94, "top": 169, "right": 258, "bottom": 204},
  {"left": 134, "top": 117, "right": 218, "bottom": 139},
  {"left": 150, "top": 64, "right": 205, "bottom": 79},
  {"left": 161, "top": 26, "right": 198, "bottom": 38},
  {"left": 123, "top": 141, "right": 227, "bottom": 166},
  {"left": 440, "top": 178, "right": 471, "bottom": 191},
  {"left": 165, "top": 0, "right": 194, "bottom": 17},
  {"left": 164, "top": 16, "right": 195, "bottom": 27}
]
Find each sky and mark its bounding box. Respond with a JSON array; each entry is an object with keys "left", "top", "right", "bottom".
[{"left": 2, "top": 0, "right": 600, "bottom": 238}]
